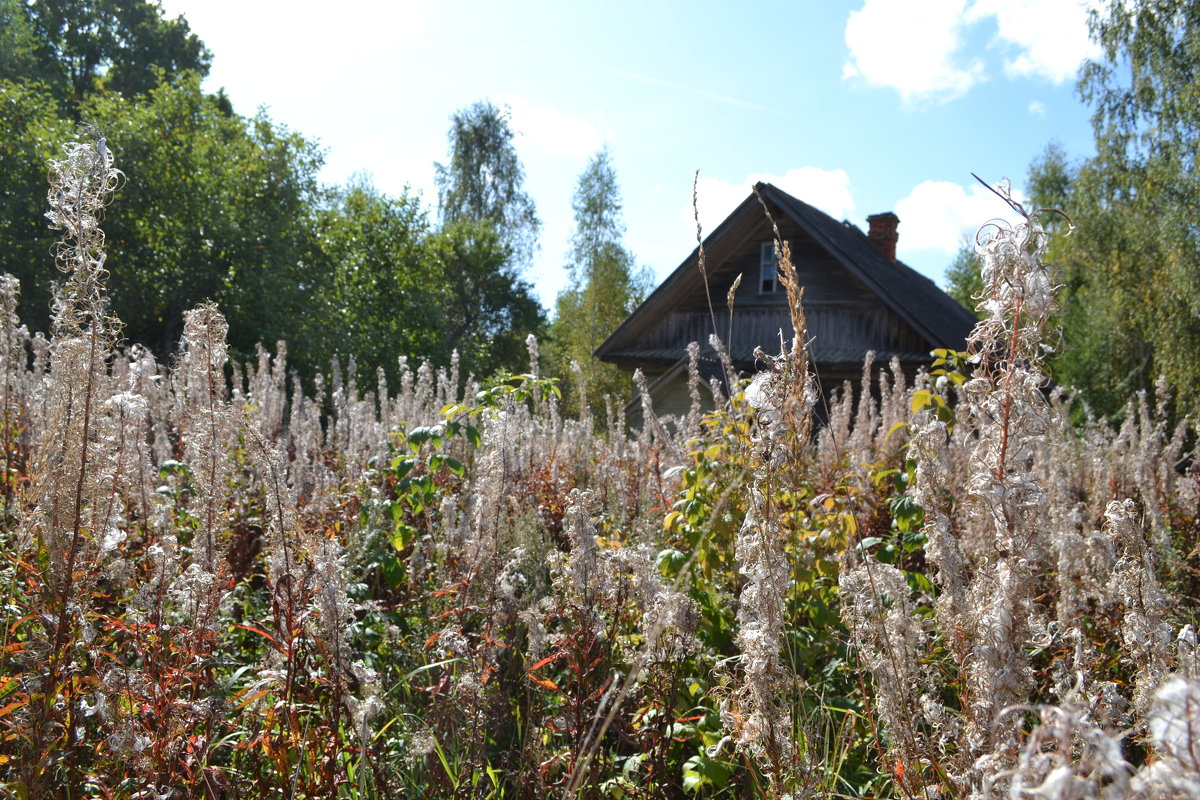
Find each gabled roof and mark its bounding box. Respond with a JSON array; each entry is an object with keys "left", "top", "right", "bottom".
[
  {"left": 596, "top": 182, "right": 977, "bottom": 364},
  {"left": 761, "top": 184, "right": 977, "bottom": 349}
]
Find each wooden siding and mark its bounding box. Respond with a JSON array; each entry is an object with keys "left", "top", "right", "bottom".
[{"left": 636, "top": 304, "right": 925, "bottom": 358}]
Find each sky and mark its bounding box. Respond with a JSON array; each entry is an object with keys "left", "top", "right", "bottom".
[{"left": 157, "top": 0, "right": 1101, "bottom": 310}]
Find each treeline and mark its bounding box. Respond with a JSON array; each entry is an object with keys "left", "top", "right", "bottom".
[
  {"left": 0, "top": 0, "right": 646, "bottom": 397},
  {"left": 946, "top": 0, "right": 1200, "bottom": 420}
]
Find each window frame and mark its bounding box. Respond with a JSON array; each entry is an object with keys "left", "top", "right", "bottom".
[{"left": 759, "top": 241, "right": 781, "bottom": 294}]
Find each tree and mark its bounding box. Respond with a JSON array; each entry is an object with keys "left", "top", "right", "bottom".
[
  {"left": 78, "top": 77, "right": 325, "bottom": 363},
  {"left": 313, "top": 186, "right": 544, "bottom": 385},
  {"left": 0, "top": 80, "right": 72, "bottom": 323},
  {"left": 425, "top": 221, "right": 543, "bottom": 380},
  {"left": 0, "top": 0, "right": 56, "bottom": 90},
  {"left": 1027, "top": 0, "right": 1200, "bottom": 416},
  {"left": 434, "top": 100, "right": 540, "bottom": 268},
  {"left": 311, "top": 179, "right": 443, "bottom": 383},
  {"left": 6, "top": 0, "right": 211, "bottom": 108},
  {"left": 1026, "top": 144, "right": 1157, "bottom": 415},
  {"left": 943, "top": 239, "right": 984, "bottom": 318},
  {"left": 0, "top": 76, "right": 327, "bottom": 370},
  {"left": 428, "top": 101, "right": 547, "bottom": 381},
  {"left": 2, "top": 24, "right": 547, "bottom": 385},
  {"left": 551, "top": 148, "right": 650, "bottom": 409}
]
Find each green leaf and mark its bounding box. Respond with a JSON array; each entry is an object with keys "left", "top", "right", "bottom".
[
  {"left": 390, "top": 456, "right": 415, "bottom": 479},
  {"left": 464, "top": 425, "right": 482, "bottom": 447},
  {"left": 379, "top": 554, "right": 406, "bottom": 587},
  {"left": 407, "top": 424, "right": 444, "bottom": 449},
  {"left": 854, "top": 536, "right": 883, "bottom": 554},
  {"left": 682, "top": 752, "right": 731, "bottom": 793},
  {"left": 906, "top": 569, "right": 935, "bottom": 595},
  {"left": 391, "top": 522, "right": 417, "bottom": 551},
  {"left": 656, "top": 547, "right": 688, "bottom": 577}
]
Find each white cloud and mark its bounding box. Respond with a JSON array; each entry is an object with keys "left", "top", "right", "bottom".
[
  {"left": 969, "top": 0, "right": 1099, "bottom": 84},
  {"left": 1028, "top": 99, "right": 1046, "bottom": 116},
  {"left": 843, "top": 0, "right": 1097, "bottom": 104},
  {"left": 894, "top": 179, "right": 1025, "bottom": 256},
  {"left": 493, "top": 94, "right": 608, "bottom": 159},
  {"left": 843, "top": 0, "right": 983, "bottom": 105},
  {"left": 687, "top": 168, "right": 856, "bottom": 241}
]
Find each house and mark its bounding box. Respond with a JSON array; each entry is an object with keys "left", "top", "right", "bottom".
[{"left": 595, "top": 182, "right": 978, "bottom": 418}]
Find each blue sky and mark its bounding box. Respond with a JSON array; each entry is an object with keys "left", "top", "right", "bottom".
[{"left": 158, "top": 0, "right": 1100, "bottom": 308}]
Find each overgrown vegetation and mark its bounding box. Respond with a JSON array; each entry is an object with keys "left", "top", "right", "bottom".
[
  {"left": 2, "top": 133, "right": 1198, "bottom": 799},
  {"left": 3, "top": 1, "right": 1200, "bottom": 796}
]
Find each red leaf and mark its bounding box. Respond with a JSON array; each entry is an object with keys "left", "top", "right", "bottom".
[
  {"left": 232, "top": 624, "right": 284, "bottom": 653},
  {"left": 527, "top": 654, "right": 559, "bottom": 671}
]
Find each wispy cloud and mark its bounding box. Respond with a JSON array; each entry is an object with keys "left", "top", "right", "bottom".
[
  {"left": 529, "top": 47, "right": 784, "bottom": 116},
  {"left": 597, "top": 64, "right": 776, "bottom": 114}
]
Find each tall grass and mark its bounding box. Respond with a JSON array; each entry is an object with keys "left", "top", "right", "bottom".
[{"left": 1, "top": 134, "right": 1198, "bottom": 799}]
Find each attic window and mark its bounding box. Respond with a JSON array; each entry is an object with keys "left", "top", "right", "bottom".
[{"left": 759, "top": 242, "right": 781, "bottom": 293}]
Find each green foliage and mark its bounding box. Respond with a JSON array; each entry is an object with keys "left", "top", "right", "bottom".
[
  {"left": 0, "top": 0, "right": 53, "bottom": 91},
  {"left": 943, "top": 240, "right": 983, "bottom": 318},
  {"left": 429, "top": 220, "right": 547, "bottom": 383},
  {"left": 911, "top": 348, "right": 968, "bottom": 431},
  {"left": 550, "top": 148, "right": 652, "bottom": 410},
  {"left": 10, "top": 0, "right": 211, "bottom": 108},
  {"left": 0, "top": 80, "right": 544, "bottom": 387},
  {"left": 1, "top": 54, "right": 329, "bottom": 371},
  {"left": 0, "top": 80, "right": 71, "bottom": 322},
  {"left": 74, "top": 77, "right": 326, "bottom": 366},
  {"left": 434, "top": 100, "right": 540, "bottom": 269},
  {"left": 311, "top": 179, "right": 442, "bottom": 384},
  {"left": 420, "top": 101, "right": 550, "bottom": 383},
  {"left": 1028, "top": 1, "right": 1200, "bottom": 416}
]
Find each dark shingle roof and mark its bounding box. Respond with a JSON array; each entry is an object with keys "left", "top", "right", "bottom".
[{"left": 759, "top": 183, "right": 978, "bottom": 351}]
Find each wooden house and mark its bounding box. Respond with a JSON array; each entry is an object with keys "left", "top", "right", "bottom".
[{"left": 595, "top": 182, "right": 978, "bottom": 418}]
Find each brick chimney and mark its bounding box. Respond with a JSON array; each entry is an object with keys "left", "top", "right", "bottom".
[{"left": 867, "top": 212, "right": 900, "bottom": 263}]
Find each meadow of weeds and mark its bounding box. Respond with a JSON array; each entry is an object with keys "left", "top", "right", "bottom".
[{"left": 2, "top": 135, "right": 1200, "bottom": 799}]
